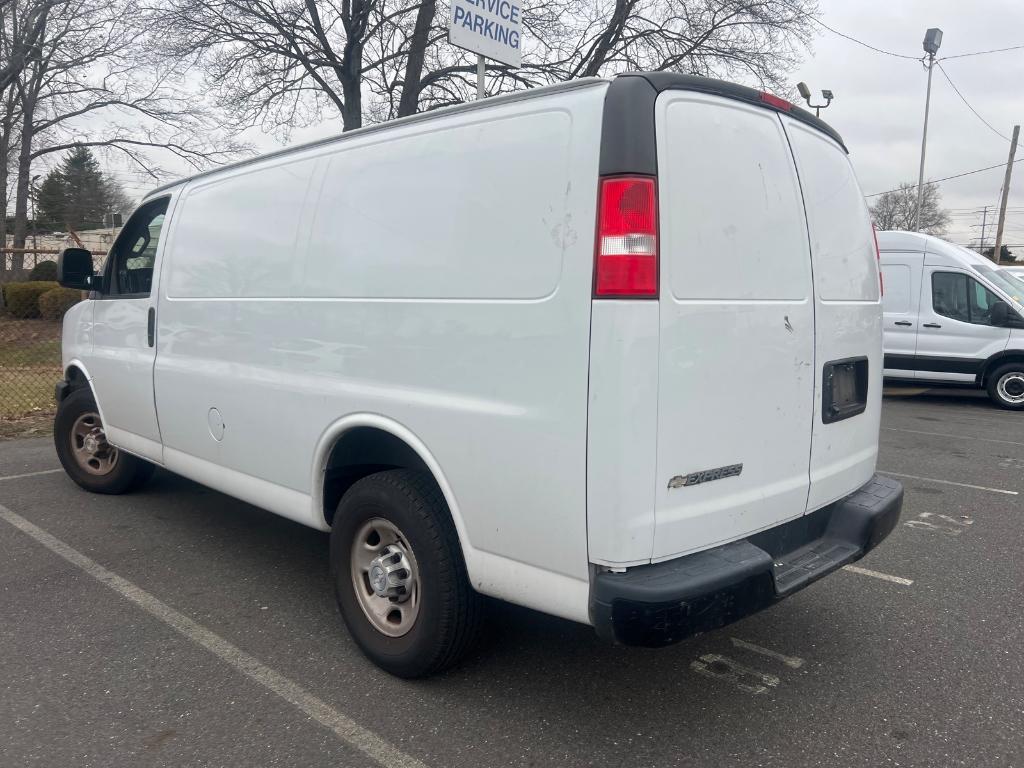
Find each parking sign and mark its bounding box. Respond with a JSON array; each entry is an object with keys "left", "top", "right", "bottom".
[{"left": 449, "top": 0, "right": 522, "bottom": 68}]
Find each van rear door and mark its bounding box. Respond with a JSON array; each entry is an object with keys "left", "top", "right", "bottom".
[
  {"left": 651, "top": 91, "right": 816, "bottom": 560},
  {"left": 782, "top": 118, "right": 882, "bottom": 511}
]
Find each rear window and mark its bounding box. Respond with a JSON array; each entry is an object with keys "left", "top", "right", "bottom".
[{"left": 786, "top": 123, "right": 879, "bottom": 302}]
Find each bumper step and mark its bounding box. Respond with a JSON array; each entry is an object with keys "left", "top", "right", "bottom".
[
  {"left": 772, "top": 540, "right": 859, "bottom": 595},
  {"left": 591, "top": 474, "right": 904, "bottom": 647}
]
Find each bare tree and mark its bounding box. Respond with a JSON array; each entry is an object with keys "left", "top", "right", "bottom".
[
  {"left": 1, "top": 78, "right": 20, "bottom": 249},
  {"left": 2, "top": 0, "right": 245, "bottom": 269},
  {"left": 366, "top": 0, "right": 819, "bottom": 117},
  {"left": 0, "top": 0, "right": 54, "bottom": 93},
  {"left": 151, "top": 0, "right": 388, "bottom": 135},
  {"left": 152, "top": 0, "right": 819, "bottom": 134},
  {"left": 869, "top": 182, "right": 951, "bottom": 236},
  {"left": 552, "top": 0, "right": 816, "bottom": 87}
]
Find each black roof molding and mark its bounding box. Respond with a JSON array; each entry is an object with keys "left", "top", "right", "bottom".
[
  {"left": 599, "top": 75, "right": 659, "bottom": 176},
  {"left": 630, "top": 72, "right": 847, "bottom": 152}
]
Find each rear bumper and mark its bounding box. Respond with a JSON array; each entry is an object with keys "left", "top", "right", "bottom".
[{"left": 590, "top": 474, "right": 903, "bottom": 646}]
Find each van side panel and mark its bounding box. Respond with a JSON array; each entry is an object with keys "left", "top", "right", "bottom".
[
  {"left": 304, "top": 113, "right": 570, "bottom": 300},
  {"left": 153, "top": 85, "right": 608, "bottom": 623},
  {"left": 783, "top": 119, "right": 882, "bottom": 511},
  {"left": 880, "top": 253, "right": 923, "bottom": 377}
]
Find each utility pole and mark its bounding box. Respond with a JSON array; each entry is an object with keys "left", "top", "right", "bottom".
[
  {"left": 916, "top": 28, "right": 943, "bottom": 231},
  {"left": 992, "top": 124, "right": 1020, "bottom": 264},
  {"left": 980, "top": 205, "right": 989, "bottom": 251}
]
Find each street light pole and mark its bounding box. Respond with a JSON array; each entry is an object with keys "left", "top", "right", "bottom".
[{"left": 915, "top": 28, "right": 943, "bottom": 231}]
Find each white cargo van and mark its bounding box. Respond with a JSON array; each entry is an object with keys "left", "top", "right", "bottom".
[
  {"left": 54, "top": 73, "right": 902, "bottom": 677},
  {"left": 878, "top": 230, "right": 1024, "bottom": 409}
]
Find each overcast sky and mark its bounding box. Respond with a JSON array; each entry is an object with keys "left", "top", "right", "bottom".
[
  {"left": 801, "top": 0, "right": 1024, "bottom": 247},
  {"left": 111, "top": 0, "right": 1024, "bottom": 246}
]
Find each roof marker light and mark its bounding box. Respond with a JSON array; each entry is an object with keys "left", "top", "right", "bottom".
[{"left": 759, "top": 92, "right": 793, "bottom": 112}]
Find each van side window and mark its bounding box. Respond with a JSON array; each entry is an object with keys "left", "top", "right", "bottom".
[
  {"left": 109, "top": 197, "right": 169, "bottom": 297},
  {"left": 931, "top": 272, "right": 1001, "bottom": 325},
  {"left": 968, "top": 277, "right": 1002, "bottom": 324}
]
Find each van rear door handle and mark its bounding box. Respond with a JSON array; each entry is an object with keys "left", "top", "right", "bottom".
[
  {"left": 894, "top": 321, "right": 913, "bottom": 326},
  {"left": 923, "top": 323, "right": 941, "bottom": 329},
  {"left": 147, "top": 307, "right": 155, "bottom": 347}
]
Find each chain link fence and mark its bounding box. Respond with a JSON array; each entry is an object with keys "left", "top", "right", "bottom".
[{"left": 1, "top": 250, "right": 88, "bottom": 433}]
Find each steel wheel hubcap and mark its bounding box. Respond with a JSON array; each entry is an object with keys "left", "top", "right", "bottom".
[
  {"left": 997, "top": 372, "right": 1024, "bottom": 404},
  {"left": 350, "top": 518, "right": 420, "bottom": 637},
  {"left": 70, "top": 412, "right": 118, "bottom": 476}
]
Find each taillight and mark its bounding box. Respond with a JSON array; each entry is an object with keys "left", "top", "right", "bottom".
[
  {"left": 594, "top": 176, "right": 658, "bottom": 298},
  {"left": 759, "top": 91, "right": 792, "bottom": 112},
  {"left": 872, "top": 223, "right": 883, "bottom": 295}
]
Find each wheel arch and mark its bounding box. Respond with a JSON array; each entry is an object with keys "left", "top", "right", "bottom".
[
  {"left": 978, "top": 351, "right": 1024, "bottom": 386},
  {"left": 311, "top": 414, "right": 474, "bottom": 562},
  {"left": 62, "top": 360, "right": 108, "bottom": 424}
]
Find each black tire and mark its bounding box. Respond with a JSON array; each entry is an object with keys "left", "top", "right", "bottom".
[
  {"left": 330, "top": 469, "right": 483, "bottom": 678},
  {"left": 986, "top": 363, "right": 1024, "bottom": 410},
  {"left": 53, "top": 386, "right": 155, "bottom": 494}
]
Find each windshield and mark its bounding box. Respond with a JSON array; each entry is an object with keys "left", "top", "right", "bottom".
[
  {"left": 1002, "top": 268, "right": 1024, "bottom": 283},
  {"left": 973, "top": 265, "right": 1024, "bottom": 306}
]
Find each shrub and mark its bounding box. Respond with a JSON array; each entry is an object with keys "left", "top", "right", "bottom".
[
  {"left": 28, "top": 260, "right": 58, "bottom": 281},
  {"left": 5, "top": 281, "right": 59, "bottom": 318},
  {"left": 38, "top": 286, "right": 84, "bottom": 321}
]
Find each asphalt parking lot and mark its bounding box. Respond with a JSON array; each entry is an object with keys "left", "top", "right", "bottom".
[{"left": 1, "top": 390, "right": 1022, "bottom": 767}]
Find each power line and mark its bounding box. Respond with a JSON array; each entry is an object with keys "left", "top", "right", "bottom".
[
  {"left": 865, "top": 157, "right": 1024, "bottom": 197},
  {"left": 941, "top": 44, "right": 1024, "bottom": 61},
  {"left": 936, "top": 62, "right": 1013, "bottom": 143},
  {"left": 807, "top": 17, "right": 1022, "bottom": 64},
  {"left": 809, "top": 17, "right": 921, "bottom": 60}
]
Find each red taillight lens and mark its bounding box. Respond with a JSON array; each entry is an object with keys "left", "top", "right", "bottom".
[
  {"left": 872, "top": 223, "right": 883, "bottom": 295},
  {"left": 594, "top": 177, "right": 658, "bottom": 298},
  {"left": 759, "top": 91, "right": 792, "bottom": 112}
]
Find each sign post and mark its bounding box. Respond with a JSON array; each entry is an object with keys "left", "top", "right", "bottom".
[{"left": 448, "top": 0, "right": 523, "bottom": 99}]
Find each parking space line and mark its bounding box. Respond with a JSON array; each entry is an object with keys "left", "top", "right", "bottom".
[
  {"left": 891, "top": 411, "right": 1014, "bottom": 427},
  {"left": 0, "top": 503, "right": 427, "bottom": 768},
  {"left": 841, "top": 565, "right": 914, "bottom": 586},
  {"left": 882, "top": 427, "right": 1024, "bottom": 447},
  {"left": 0, "top": 468, "right": 63, "bottom": 482},
  {"left": 880, "top": 470, "right": 1018, "bottom": 496},
  {"left": 730, "top": 638, "right": 805, "bottom": 668}
]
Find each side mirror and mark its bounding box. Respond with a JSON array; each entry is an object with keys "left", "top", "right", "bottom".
[
  {"left": 990, "top": 300, "right": 1009, "bottom": 327},
  {"left": 57, "top": 247, "right": 95, "bottom": 291}
]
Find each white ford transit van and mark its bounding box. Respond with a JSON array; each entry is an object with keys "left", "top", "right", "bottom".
[
  {"left": 878, "top": 230, "right": 1024, "bottom": 409},
  {"left": 54, "top": 73, "right": 902, "bottom": 677}
]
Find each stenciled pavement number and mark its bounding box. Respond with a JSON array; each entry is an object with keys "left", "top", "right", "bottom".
[
  {"left": 691, "top": 638, "right": 805, "bottom": 695},
  {"left": 903, "top": 511, "right": 974, "bottom": 536}
]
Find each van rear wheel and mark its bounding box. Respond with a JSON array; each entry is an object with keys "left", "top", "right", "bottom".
[
  {"left": 329, "top": 469, "right": 482, "bottom": 678},
  {"left": 986, "top": 363, "right": 1024, "bottom": 410},
  {"left": 54, "top": 387, "right": 155, "bottom": 494}
]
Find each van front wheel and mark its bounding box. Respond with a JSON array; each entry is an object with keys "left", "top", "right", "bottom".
[
  {"left": 330, "top": 469, "right": 482, "bottom": 678},
  {"left": 53, "top": 387, "right": 155, "bottom": 494},
  {"left": 987, "top": 363, "right": 1024, "bottom": 410}
]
